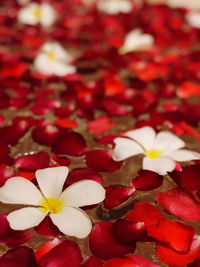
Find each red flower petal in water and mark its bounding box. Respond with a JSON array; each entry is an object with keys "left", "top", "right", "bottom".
[
  {"left": 157, "top": 188, "right": 200, "bottom": 221},
  {"left": 35, "top": 217, "right": 63, "bottom": 238},
  {"left": 85, "top": 150, "right": 122, "bottom": 172},
  {"left": 38, "top": 240, "right": 82, "bottom": 267},
  {"left": 52, "top": 155, "right": 71, "bottom": 167},
  {"left": 32, "top": 125, "right": 60, "bottom": 146},
  {"left": 169, "top": 165, "right": 200, "bottom": 191},
  {"left": 89, "top": 222, "right": 134, "bottom": 260},
  {"left": 131, "top": 170, "right": 163, "bottom": 191},
  {"left": 87, "top": 116, "right": 115, "bottom": 134},
  {"left": 177, "top": 81, "right": 200, "bottom": 98},
  {"left": 0, "top": 214, "right": 9, "bottom": 240},
  {"left": 54, "top": 118, "right": 77, "bottom": 129},
  {"left": 104, "top": 76, "right": 125, "bottom": 96},
  {"left": 112, "top": 219, "right": 146, "bottom": 244},
  {"left": 17, "top": 170, "right": 35, "bottom": 181},
  {"left": 125, "top": 202, "right": 164, "bottom": 227},
  {"left": 52, "top": 130, "right": 87, "bottom": 156},
  {"left": 1, "top": 61, "right": 27, "bottom": 78},
  {"left": 94, "top": 134, "right": 117, "bottom": 146},
  {"left": 14, "top": 152, "right": 50, "bottom": 171},
  {"left": 35, "top": 239, "right": 63, "bottom": 261},
  {"left": 0, "top": 92, "right": 10, "bottom": 109},
  {"left": 82, "top": 256, "right": 103, "bottom": 267},
  {"left": 156, "top": 234, "right": 200, "bottom": 267},
  {"left": 0, "top": 165, "right": 16, "bottom": 187},
  {"left": 128, "top": 255, "right": 159, "bottom": 267},
  {"left": 148, "top": 218, "right": 194, "bottom": 252},
  {"left": 101, "top": 99, "right": 129, "bottom": 116},
  {"left": 104, "top": 257, "right": 137, "bottom": 267},
  {"left": 0, "top": 246, "right": 38, "bottom": 267},
  {"left": 104, "top": 185, "right": 135, "bottom": 210},
  {"left": 66, "top": 168, "right": 103, "bottom": 186},
  {"left": 0, "top": 142, "right": 13, "bottom": 165}
]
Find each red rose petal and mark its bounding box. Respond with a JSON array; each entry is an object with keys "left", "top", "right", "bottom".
[
  {"left": 104, "top": 185, "right": 135, "bottom": 210},
  {"left": 1, "top": 61, "right": 27, "bottom": 78},
  {"left": 0, "top": 246, "right": 38, "bottom": 267},
  {"left": 52, "top": 130, "right": 87, "bottom": 156},
  {"left": 52, "top": 155, "right": 71, "bottom": 167},
  {"left": 0, "top": 143, "right": 13, "bottom": 165},
  {"left": 177, "top": 81, "right": 200, "bottom": 98},
  {"left": 148, "top": 218, "right": 194, "bottom": 252},
  {"left": 87, "top": 116, "right": 115, "bottom": 134},
  {"left": 94, "top": 134, "right": 117, "bottom": 146},
  {"left": 0, "top": 165, "right": 16, "bottom": 187},
  {"left": 156, "top": 235, "right": 200, "bottom": 267},
  {"left": 32, "top": 125, "right": 60, "bottom": 146},
  {"left": 104, "top": 76, "right": 125, "bottom": 96},
  {"left": 131, "top": 170, "right": 163, "bottom": 191},
  {"left": 5, "top": 228, "right": 32, "bottom": 248},
  {"left": 54, "top": 118, "right": 78, "bottom": 129},
  {"left": 89, "top": 222, "right": 134, "bottom": 260},
  {"left": 17, "top": 169, "right": 35, "bottom": 181},
  {"left": 125, "top": 202, "right": 164, "bottom": 226},
  {"left": 35, "top": 239, "right": 63, "bottom": 261},
  {"left": 85, "top": 150, "right": 122, "bottom": 172},
  {"left": 102, "top": 99, "right": 129, "bottom": 116},
  {"left": 0, "top": 92, "right": 10, "bottom": 109},
  {"left": 14, "top": 152, "right": 50, "bottom": 171},
  {"left": 112, "top": 219, "right": 146, "bottom": 244},
  {"left": 66, "top": 168, "right": 103, "bottom": 186},
  {"left": 0, "top": 214, "right": 9, "bottom": 240},
  {"left": 82, "top": 256, "right": 103, "bottom": 267},
  {"left": 104, "top": 257, "right": 137, "bottom": 267},
  {"left": 39, "top": 240, "right": 82, "bottom": 267},
  {"left": 35, "top": 217, "right": 63, "bottom": 238},
  {"left": 128, "top": 255, "right": 159, "bottom": 267},
  {"left": 157, "top": 188, "right": 200, "bottom": 221}
]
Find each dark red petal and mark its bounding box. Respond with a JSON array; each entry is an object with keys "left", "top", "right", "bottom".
[
  {"left": 52, "top": 130, "right": 87, "bottom": 156},
  {"left": 39, "top": 240, "right": 82, "bottom": 267},
  {"left": 102, "top": 99, "right": 129, "bottom": 116},
  {"left": 148, "top": 218, "right": 195, "bottom": 252},
  {"left": 82, "top": 256, "right": 103, "bottom": 267},
  {"left": 0, "top": 246, "right": 38, "bottom": 267},
  {"left": 85, "top": 150, "right": 122, "bottom": 172},
  {"left": 87, "top": 116, "right": 115, "bottom": 134},
  {"left": 5, "top": 228, "right": 32, "bottom": 248},
  {"left": 54, "top": 105, "right": 75, "bottom": 118},
  {"left": 125, "top": 202, "right": 164, "bottom": 226},
  {"left": 18, "top": 170, "right": 35, "bottom": 181},
  {"left": 0, "top": 143, "right": 12, "bottom": 165},
  {"left": 156, "top": 235, "right": 200, "bottom": 267},
  {"left": 0, "top": 214, "right": 9, "bottom": 240},
  {"left": 169, "top": 165, "right": 200, "bottom": 191},
  {"left": 94, "top": 134, "right": 117, "bottom": 146},
  {"left": 32, "top": 125, "right": 61, "bottom": 146},
  {"left": 0, "top": 165, "right": 16, "bottom": 187},
  {"left": 1, "top": 62, "right": 27, "bottom": 78},
  {"left": 157, "top": 188, "right": 200, "bottom": 221},
  {"left": 0, "top": 92, "right": 10, "bottom": 109},
  {"left": 66, "top": 168, "right": 103, "bottom": 186},
  {"left": 14, "top": 152, "right": 50, "bottom": 171},
  {"left": 131, "top": 170, "right": 163, "bottom": 191},
  {"left": 104, "top": 257, "right": 137, "bottom": 267},
  {"left": 128, "top": 255, "right": 159, "bottom": 267},
  {"left": 34, "top": 217, "right": 63, "bottom": 237},
  {"left": 89, "top": 222, "right": 134, "bottom": 260},
  {"left": 52, "top": 155, "right": 71, "bottom": 167},
  {"left": 112, "top": 219, "right": 146, "bottom": 244},
  {"left": 104, "top": 185, "right": 135, "bottom": 210}
]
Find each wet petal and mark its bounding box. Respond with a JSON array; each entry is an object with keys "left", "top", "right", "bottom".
[
  {"left": 112, "top": 137, "right": 144, "bottom": 161},
  {"left": 168, "top": 149, "right": 200, "bottom": 162},
  {"left": 36, "top": 166, "right": 69, "bottom": 199},
  {"left": 50, "top": 206, "right": 92, "bottom": 238},
  {"left": 60, "top": 180, "right": 105, "bottom": 207},
  {"left": 7, "top": 207, "right": 47, "bottom": 230},
  {"left": 0, "top": 177, "right": 42, "bottom": 205},
  {"left": 124, "top": 126, "right": 156, "bottom": 150},
  {"left": 154, "top": 131, "right": 185, "bottom": 152},
  {"left": 143, "top": 156, "right": 175, "bottom": 175}
]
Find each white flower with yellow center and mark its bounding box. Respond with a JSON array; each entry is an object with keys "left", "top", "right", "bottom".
[
  {"left": 119, "top": 29, "right": 154, "bottom": 55},
  {"left": 112, "top": 127, "right": 200, "bottom": 175},
  {"left": 18, "top": 3, "right": 56, "bottom": 28},
  {"left": 97, "top": 0, "right": 132, "bottom": 15},
  {"left": 0, "top": 166, "right": 105, "bottom": 238},
  {"left": 34, "top": 42, "right": 76, "bottom": 76}
]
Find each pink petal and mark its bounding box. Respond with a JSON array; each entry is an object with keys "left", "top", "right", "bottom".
[
  {"left": 131, "top": 170, "right": 163, "bottom": 191},
  {"left": 89, "top": 222, "right": 134, "bottom": 260},
  {"left": 52, "top": 130, "right": 87, "bottom": 156},
  {"left": 157, "top": 188, "right": 200, "bottom": 221},
  {"left": 112, "top": 219, "right": 146, "bottom": 244},
  {"left": 104, "top": 185, "right": 135, "bottom": 209},
  {"left": 39, "top": 240, "right": 82, "bottom": 267},
  {"left": 0, "top": 246, "right": 37, "bottom": 267},
  {"left": 32, "top": 125, "right": 60, "bottom": 146},
  {"left": 14, "top": 152, "right": 50, "bottom": 171},
  {"left": 85, "top": 150, "right": 122, "bottom": 172}
]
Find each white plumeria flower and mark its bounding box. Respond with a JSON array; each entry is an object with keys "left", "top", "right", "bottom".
[
  {"left": 119, "top": 29, "right": 154, "bottom": 54},
  {"left": 186, "top": 12, "right": 200, "bottom": 29},
  {"left": 97, "top": 0, "right": 132, "bottom": 15},
  {"left": 167, "top": 0, "right": 200, "bottom": 10},
  {"left": 34, "top": 42, "right": 76, "bottom": 76},
  {"left": 0, "top": 166, "right": 105, "bottom": 238},
  {"left": 18, "top": 3, "right": 56, "bottom": 28},
  {"left": 112, "top": 127, "right": 200, "bottom": 175}
]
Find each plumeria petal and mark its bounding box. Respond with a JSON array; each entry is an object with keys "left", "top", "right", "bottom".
[
  {"left": 143, "top": 156, "right": 176, "bottom": 175},
  {"left": 154, "top": 131, "right": 185, "bottom": 153},
  {"left": 60, "top": 180, "right": 105, "bottom": 207},
  {"left": 36, "top": 166, "right": 69, "bottom": 199},
  {"left": 124, "top": 126, "right": 156, "bottom": 150},
  {"left": 0, "top": 177, "right": 42, "bottom": 205},
  {"left": 50, "top": 206, "right": 92, "bottom": 238},
  {"left": 168, "top": 149, "right": 200, "bottom": 162},
  {"left": 113, "top": 137, "right": 144, "bottom": 161},
  {"left": 7, "top": 208, "right": 47, "bottom": 230}
]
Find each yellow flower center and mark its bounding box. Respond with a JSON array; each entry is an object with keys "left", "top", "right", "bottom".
[
  {"left": 48, "top": 52, "right": 56, "bottom": 61},
  {"left": 39, "top": 198, "right": 64, "bottom": 214},
  {"left": 33, "top": 9, "right": 41, "bottom": 19},
  {"left": 146, "top": 149, "right": 162, "bottom": 159}
]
